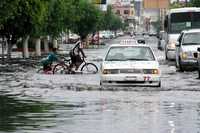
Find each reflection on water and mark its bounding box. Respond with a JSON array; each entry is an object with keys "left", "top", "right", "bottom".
[
  {"left": 0, "top": 93, "right": 55, "bottom": 132},
  {"left": 1, "top": 90, "right": 200, "bottom": 133}
]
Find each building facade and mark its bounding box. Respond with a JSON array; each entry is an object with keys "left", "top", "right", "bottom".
[
  {"left": 143, "top": 0, "right": 170, "bottom": 31},
  {"left": 111, "top": 0, "right": 135, "bottom": 31},
  {"left": 112, "top": 0, "right": 134, "bottom": 20}
]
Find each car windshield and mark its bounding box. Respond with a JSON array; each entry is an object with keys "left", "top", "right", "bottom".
[
  {"left": 105, "top": 46, "right": 155, "bottom": 61},
  {"left": 182, "top": 32, "right": 200, "bottom": 45}
]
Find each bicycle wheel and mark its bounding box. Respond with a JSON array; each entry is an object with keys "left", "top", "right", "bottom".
[
  {"left": 81, "top": 63, "right": 98, "bottom": 74},
  {"left": 53, "top": 64, "right": 68, "bottom": 74}
]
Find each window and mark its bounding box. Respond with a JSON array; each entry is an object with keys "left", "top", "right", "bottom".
[
  {"left": 182, "top": 32, "right": 200, "bottom": 45},
  {"left": 105, "top": 46, "right": 155, "bottom": 61},
  {"left": 124, "top": 10, "right": 129, "bottom": 15},
  {"left": 116, "top": 10, "right": 120, "bottom": 15}
]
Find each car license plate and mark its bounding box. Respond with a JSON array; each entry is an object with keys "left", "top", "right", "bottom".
[{"left": 125, "top": 76, "right": 136, "bottom": 81}]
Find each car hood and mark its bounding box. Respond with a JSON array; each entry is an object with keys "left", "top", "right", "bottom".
[
  {"left": 168, "top": 34, "right": 180, "bottom": 42},
  {"left": 102, "top": 61, "right": 159, "bottom": 69},
  {"left": 182, "top": 45, "right": 200, "bottom": 52}
]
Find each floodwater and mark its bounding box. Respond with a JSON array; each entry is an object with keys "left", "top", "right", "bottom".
[
  {"left": 1, "top": 90, "right": 200, "bottom": 133},
  {"left": 0, "top": 36, "right": 200, "bottom": 133}
]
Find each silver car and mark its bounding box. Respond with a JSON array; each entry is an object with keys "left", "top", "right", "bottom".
[{"left": 175, "top": 29, "right": 200, "bottom": 71}]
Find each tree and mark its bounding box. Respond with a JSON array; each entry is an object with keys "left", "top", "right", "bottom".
[
  {"left": 170, "top": 1, "right": 185, "bottom": 8},
  {"left": 109, "top": 15, "right": 123, "bottom": 31},
  {"left": 0, "top": 0, "right": 19, "bottom": 29},
  {"left": 45, "top": 0, "right": 73, "bottom": 38},
  {"left": 70, "top": 0, "right": 102, "bottom": 40},
  {"left": 0, "top": 0, "right": 49, "bottom": 58},
  {"left": 102, "top": 5, "right": 123, "bottom": 31},
  {"left": 190, "top": 0, "right": 200, "bottom": 7}
]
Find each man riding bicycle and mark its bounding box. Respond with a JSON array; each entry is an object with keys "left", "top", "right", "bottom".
[{"left": 69, "top": 40, "right": 86, "bottom": 71}]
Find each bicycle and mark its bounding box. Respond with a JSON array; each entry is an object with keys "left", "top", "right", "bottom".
[
  {"left": 37, "top": 63, "right": 54, "bottom": 74},
  {"left": 53, "top": 57, "right": 98, "bottom": 74}
]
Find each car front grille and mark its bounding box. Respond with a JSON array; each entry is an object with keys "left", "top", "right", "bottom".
[
  {"left": 119, "top": 69, "right": 142, "bottom": 74},
  {"left": 116, "top": 81, "right": 145, "bottom": 84}
]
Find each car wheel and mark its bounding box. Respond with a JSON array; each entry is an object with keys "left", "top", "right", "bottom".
[
  {"left": 178, "top": 57, "right": 184, "bottom": 72},
  {"left": 165, "top": 52, "right": 168, "bottom": 60},
  {"left": 175, "top": 58, "right": 179, "bottom": 68},
  {"left": 198, "top": 70, "right": 200, "bottom": 79},
  {"left": 158, "top": 41, "right": 161, "bottom": 50}
]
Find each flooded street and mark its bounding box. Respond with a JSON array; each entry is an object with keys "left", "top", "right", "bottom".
[
  {"left": 0, "top": 36, "right": 200, "bottom": 133},
  {"left": 1, "top": 90, "right": 200, "bottom": 133}
]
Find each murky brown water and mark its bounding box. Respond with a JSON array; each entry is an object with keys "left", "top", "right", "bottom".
[
  {"left": 0, "top": 36, "right": 200, "bottom": 133},
  {"left": 1, "top": 90, "right": 200, "bottom": 133}
]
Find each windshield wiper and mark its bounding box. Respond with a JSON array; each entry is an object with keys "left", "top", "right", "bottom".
[
  {"left": 126, "top": 58, "right": 149, "bottom": 61},
  {"left": 182, "top": 43, "right": 200, "bottom": 45},
  {"left": 106, "top": 59, "right": 124, "bottom": 61}
]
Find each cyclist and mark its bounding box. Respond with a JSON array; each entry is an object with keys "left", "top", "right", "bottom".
[
  {"left": 69, "top": 40, "right": 86, "bottom": 71},
  {"left": 41, "top": 48, "right": 59, "bottom": 73}
]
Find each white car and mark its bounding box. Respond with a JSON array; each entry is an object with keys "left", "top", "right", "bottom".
[
  {"left": 165, "top": 34, "right": 178, "bottom": 60},
  {"left": 99, "top": 31, "right": 115, "bottom": 39},
  {"left": 175, "top": 29, "right": 200, "bottom": 71},
  {"left": 100, "top": 44, "right": 161, "bottom": 87}
]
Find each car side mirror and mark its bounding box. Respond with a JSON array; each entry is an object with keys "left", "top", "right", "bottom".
[
  {"left": 198, "top": 47, "right": 200, "bottom": 52},
  {"left": 194, "top": 52, "right": 198, "bottom": 58},
  {"left": 175, "top": 41, "right": 180, "bottom": 47},
  {"left": 137, "top": 40, "right": 145, "bottom": 44}
]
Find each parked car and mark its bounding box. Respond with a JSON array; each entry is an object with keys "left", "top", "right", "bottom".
[
  {"left": 100, "top": 44, "right": 161, "bottom": 87},
  {"left": 99, "top": 31, "right": 115, "bottom": 39},
  {"left": 136, "top": 37, "right": 145, "bottom": 44},
  {"left": 175, "top": 29, "right": 200, "bottom": 71},
  {"left": 116, "top": 31, "right": 124, "bottom": 36},
  {"left": 68, "top": 33, "right": 80, "bottom": 43},
  {"left": 165, "top": 34, "right": 178, "bottom": 60},
  {"left": 149, "top": 30, "right": 157, "bottom": 37}
]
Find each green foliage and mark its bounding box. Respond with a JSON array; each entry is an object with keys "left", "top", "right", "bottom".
[
  {"left": 109, "top": 15, "right": 123, "bottom": 31},
  {"left": 0, "top": 0, "right": 48, "bottom": 38},
  {"left": 70, "top": 0, "right": 102, "bottom": 39},
  {"left": 45, "top": 0, "right": 75, "bottom": 38},
  {"left": 170, "top": 2, "right": 185, "bottom": 9},
  {"left": 0, "top": 0, "right": 19, "bottom": 29},
  {"left": 170, "top": 0, "right": 200, "bottom": 8},
  {"left": 190, "top": 0, "right": 200, "bottom": 7},
  {"left": 0, "top": 0, "right": 121, "bottom": 44},
  {"left": 102, "top": 5, "right": 123, "bottom": 31}
]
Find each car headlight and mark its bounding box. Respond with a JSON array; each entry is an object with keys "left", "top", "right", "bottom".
[
  {"left": 167, "top": 42, "right": 176, "bottom": 49},
  {"left": 180, "top": 52, "right": 188, "bottom": 60},
  {"left": 152, "top": 69, "right": 159, "bottom": 74},
  {"left": 102, "top": 69, "right": 111, "bottom": 74},
  {"left": 143, "top": 69, "right": 160, "bottom": 74}
]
